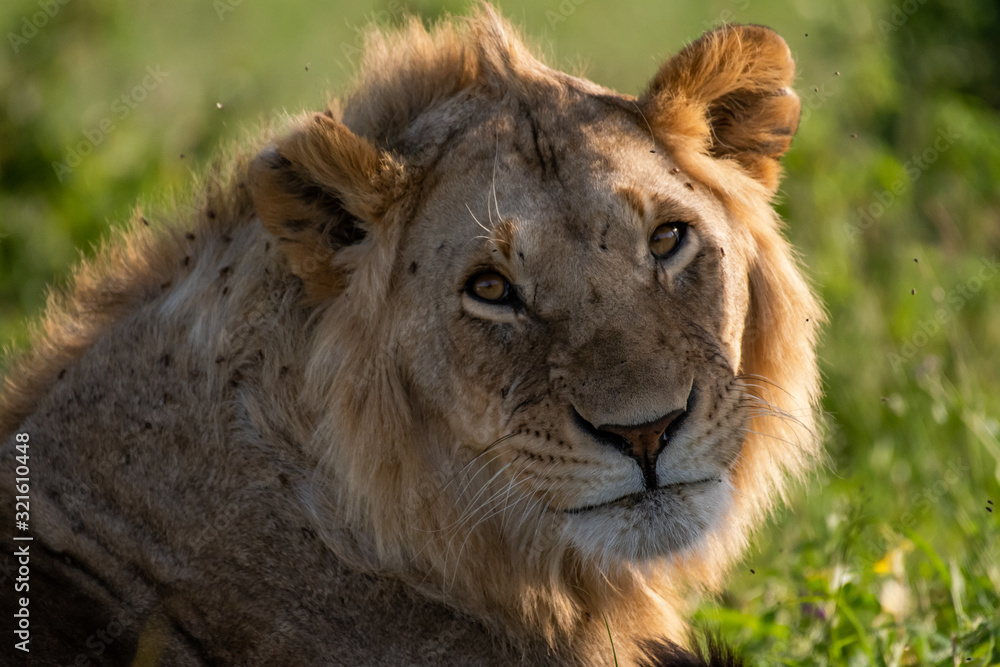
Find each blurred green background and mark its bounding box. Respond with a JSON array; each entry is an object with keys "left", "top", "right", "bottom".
[{"left": 2, "top": 0, "right": 998, "bottom": 663}]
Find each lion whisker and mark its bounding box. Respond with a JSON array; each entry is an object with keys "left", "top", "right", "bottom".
[
  {"left": 735, "top": 373, "right": 796, "bottom": 399},
  {"left": 448, "top": 449, "right": 512, "bottom": 503},
  {"left": 525, "top": 499, "right": 554, "bottom": 556},
  {"left": 738, "top": 391, "right": 814, "bottom": 434},
  {"left": 499, "top": 467, "right": 534, "bottom": 532},
  {"left": 441, "top": 433, "right": 518, "bottom": 496},
  {"left": 461, "top": 470, "right": 532, "bottom": 533},
  {"left": 737, "top": 426, "right": 802, "bottom": 449},
  {"left": 466, "top": 203, "right": 490, "bottom": 234},
  {"left": 446, "top": 477, "right": 535, "bottom": 588},
  {"left": 489, "top": 125, "right": 502, "bottom": 225},
  {"left": 742, "top": 403, "right": 815, "bottom": 438},
  {"left": 449, "top": 459, "right": 521, "bottom": 529},
  {"left": 513, "top": 483, "right": 550, "bottom": 535}
]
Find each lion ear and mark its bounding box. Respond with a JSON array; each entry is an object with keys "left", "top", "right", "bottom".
[
  {"left": 248, "top": 112, "right": 403, "bottom": 302},
  {"left": 640, "top": 24, "right": 800, "bottom": 193}
]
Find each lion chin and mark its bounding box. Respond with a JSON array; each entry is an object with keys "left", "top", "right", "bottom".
[
  {"left": 0, "top": 4, "right": 821, "bottom": 667},
  {"left": 565, "top": 477, "right": 734, "bottom": 562}
]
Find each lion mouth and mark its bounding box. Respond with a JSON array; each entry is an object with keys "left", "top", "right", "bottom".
[{"left": 563, "top": 477, "right": 722, "bottom": 514}]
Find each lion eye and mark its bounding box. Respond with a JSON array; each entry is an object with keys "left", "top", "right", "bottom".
[
  {"left": 649, "top": 222, "right": 687, "bottom": 258},
  {"left": 468, "top": 272, "right": 511, "bottom": 303}
]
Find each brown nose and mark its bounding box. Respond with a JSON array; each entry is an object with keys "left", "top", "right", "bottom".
[{"left": 598, "top": 410, "right": 685, "bottom": 489}]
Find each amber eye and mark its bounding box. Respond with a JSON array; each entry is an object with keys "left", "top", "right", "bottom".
[
  {"left": 467, "top": 272, "right": 511, "bottom": 303},
  {"left": 649, "top": 222, "right": 687, "bottom": 258}
]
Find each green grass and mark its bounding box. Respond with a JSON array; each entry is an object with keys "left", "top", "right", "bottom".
[{"left": 2, "top": 0, "right": 998, "bottom": 664}]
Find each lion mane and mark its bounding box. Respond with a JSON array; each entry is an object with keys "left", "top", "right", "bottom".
[{"left": 1, "top": 6, "right": 820, "bottom": 666}]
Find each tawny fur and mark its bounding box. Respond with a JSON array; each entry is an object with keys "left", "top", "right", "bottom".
[{"left": 1, "top": 6, "right": 820, "bottom": 666}]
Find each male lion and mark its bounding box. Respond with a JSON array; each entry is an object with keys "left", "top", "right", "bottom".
[{"left": 1, "top": 6, "right": 821, "bottom": 666}]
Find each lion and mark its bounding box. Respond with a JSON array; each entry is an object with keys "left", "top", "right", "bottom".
[{"left": 0, "top": 6, "right": 821, "bottom": 666}]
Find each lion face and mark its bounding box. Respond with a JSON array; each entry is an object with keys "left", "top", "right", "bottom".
[
  {"left": 249, "top": 11, "right": 820, "bottom": 630},
  {"left": 394, "top": 97, "right": 753, "bottom": 561}
]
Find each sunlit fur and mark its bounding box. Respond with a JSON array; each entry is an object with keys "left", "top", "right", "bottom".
[{"left": 0, "top": 5, "right": 821, "bottom": 665}]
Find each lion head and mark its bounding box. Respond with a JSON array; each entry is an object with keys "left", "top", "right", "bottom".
[{"left": 248, "top": 6, "right": 821, "bottom": 660}]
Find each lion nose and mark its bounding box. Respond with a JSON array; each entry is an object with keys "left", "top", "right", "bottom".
[{"left": 598, "top": 409, "right": 686, "bottom": 490}]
